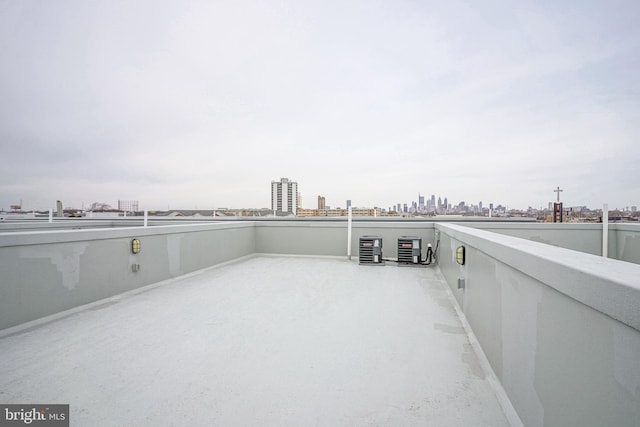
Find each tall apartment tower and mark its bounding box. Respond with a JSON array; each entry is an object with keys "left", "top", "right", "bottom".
[
  {"left": 118, "top": 200, "right": 139, "bottom": 212},
  {"left": 271, "top": 178, "right": 298, "bottom": 215},
  {"left": 318, "top": 196, "right": 326, "bottom": 210}
]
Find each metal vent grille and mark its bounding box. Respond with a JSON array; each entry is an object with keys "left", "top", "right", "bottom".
[
  {"left": 359, "top": 236, "right": 383, "bottom": 265},
  {"left": 398, "top": 236, "right": 422, "bottom": 264}
]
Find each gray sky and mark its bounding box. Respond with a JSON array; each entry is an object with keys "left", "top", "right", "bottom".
[{"left": 1, "top": 0, "right": 639, "bottom": 211}]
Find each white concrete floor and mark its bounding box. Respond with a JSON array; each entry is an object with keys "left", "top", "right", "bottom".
[{"left": 0, "top": 256, "right": 510, "bottom": 426}]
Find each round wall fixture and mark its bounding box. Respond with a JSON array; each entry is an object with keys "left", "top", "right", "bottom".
[
  {"left": 131, "top": 238, "right": 141, "bottom": 254},
  {"left": 456, "top": 246, "right": 465, "bottom": 265}
]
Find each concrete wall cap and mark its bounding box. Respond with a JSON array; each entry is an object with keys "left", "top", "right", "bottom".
[{"left": 437, "top": 223, "right": 640, "bottom": 331}]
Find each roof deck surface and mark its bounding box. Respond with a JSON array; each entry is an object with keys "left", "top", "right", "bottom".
[{"left": 0, "top": 256, "right": 510, "bottom": 426}]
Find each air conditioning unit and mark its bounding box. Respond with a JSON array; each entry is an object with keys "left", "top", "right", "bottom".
[
  {"left": 359, "top": 236, "right": 383, "bottom": 265},
  {"left": 398, "top": 236, "right": 422, "bottom": 265}
]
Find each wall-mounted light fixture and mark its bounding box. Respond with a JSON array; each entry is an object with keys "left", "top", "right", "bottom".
[
  {"left": 456, "top": 246, "right": 465, "bottom": 265},
  {"left": 131, "top": 238, "right": 141, "bottom": 254}
]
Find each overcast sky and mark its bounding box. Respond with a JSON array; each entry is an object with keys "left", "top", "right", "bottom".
[{"left": 1, "top": 0, "right": 639, "bottom": 211}]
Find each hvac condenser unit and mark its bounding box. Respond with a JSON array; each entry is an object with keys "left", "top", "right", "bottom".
[
  {"left": 359, "top": 236, "right": 383, "bottom": 265},
  {"left": 398, "top": 236, "right": 422, "bottom": 265}
]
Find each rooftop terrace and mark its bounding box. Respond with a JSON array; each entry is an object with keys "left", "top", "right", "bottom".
[
  {"left": 0, "top": 256, "right": 510, "bottom": 426},
  {"left": 1, "top": 219, "right": 639, "bottom": 426}
]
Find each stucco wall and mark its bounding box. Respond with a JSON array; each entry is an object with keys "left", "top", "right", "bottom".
[
  {"left": 0, "top": 220, "right": 438, "bottom": 330},
  {"left": 0, "top": 223, "right": 255, "bottom": 330},
  {"left": 466, "top": 222, "right": 640, "bottom": 265},
  {"left": 616, "top": 224, "right": 640, "bottom": 264},
  {"left": 436, "top": 223, "right": 640, "bottom": 427},
  {"left": 466, "top": 222, "right": 607, "bottom": 255},
  {"left": 255, "top": 221, "right": 436, "bottom": 259},
  {"left": 3, "top": 218, "right": 638, "bottom": 263}
]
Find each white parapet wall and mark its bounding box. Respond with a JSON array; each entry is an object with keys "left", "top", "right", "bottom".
[
  {"left": 464, "top": 222, "right": 640, "bottom": 264},
  {"left": 255, "top": 220, "right": 436, "bottom": 258},
  {"left": 0, "top": 222, "right": 256, "bottom": 330},
  {"left": 436, "top": 223, "right": 640, "bottom": 427},
  {"left": 614, "top": 223, "right": 640, "bottom": 264},
  {"left": 0, "top": 220, "right": 438, "bottom": 331}
]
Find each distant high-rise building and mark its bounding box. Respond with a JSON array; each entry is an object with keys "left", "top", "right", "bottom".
[
  {"left": 271, "top": 178, "right": 298, "bottom": 215},
  {"left": 318, "top": 196, "right": 326, "bottom": 210},
  {"left": 118, "top": 200, "right": 139, "bottom": 212},
  {"left": 444, "top": 197, "right": 448, "bottom": 210},
  {"left": 403, "top": 203, "right": 408, "bottom": 213},
  {"left": 418, "top": 194, "right": 425, "bottom": 209},
  {"left": 479, "top": 201, "right": 483, "bottom": 211},
  {"left": 346, "top": 199, "right": 352, "bottom": 209}
]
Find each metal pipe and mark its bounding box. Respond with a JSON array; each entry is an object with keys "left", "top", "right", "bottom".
[
  {"left": 144, "top": 210, "right": 148, "bottom": 228},
  {"left": 347, "top": 206, "right": 352, "bottom": 260},
  {"left": 602, "top": 203, "right": 608, "bottom": 258}
]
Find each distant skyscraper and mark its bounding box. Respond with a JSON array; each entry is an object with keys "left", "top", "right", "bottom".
[
  {"left": 118, "top": 200, "right": 139, "bottom": 212},
  {"left": 437, "top": 197, "right": 442, "bottom": 210},
  {"left": 318, "top": 196, "right": 326, "bottom": 210},
  {"left": 479, "top": 201, "right": 483, "bottom": 211},
  {"left": 430, "top": 195, "right": 436, "bottom": 211},
  {"left": 346, "top": 199, "right": 352, "bottom": 209},
  {"left": 418, "top": 194, "right": 425, "bottom": 207},
  {"left": 271, "top": 178, "right": 298, "bottom": 215}
]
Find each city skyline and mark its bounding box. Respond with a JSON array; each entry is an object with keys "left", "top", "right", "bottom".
[
  {"left": 3, "top": 184, "right": 636, "bottom": 214},
  {"left": 1, "top": 1, "right": 639, "bottom": 211}
]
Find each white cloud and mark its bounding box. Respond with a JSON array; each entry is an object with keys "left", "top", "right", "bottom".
[{"left": 0, "top": 0, "right": 638, "bottom": 211}]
